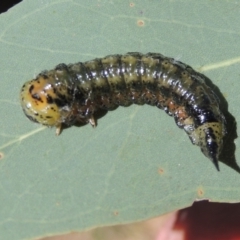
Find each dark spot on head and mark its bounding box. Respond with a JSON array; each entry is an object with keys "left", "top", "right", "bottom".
[
  {"left": 32, "top": 93, "right": 43, "bottom": 102},
  {"left": 21, "top": 84, "right": 27, "bottom": 91},
  {"left": 26, "top": 114, "right": 39, "bottom": 123},
  {"left": 29, "top": 85, "right": 34, "bottom": 93},
  {"left": 46, "top": 116, "right": 52, "bottom": 119},
  {"left": 46, "top": 94, "right": 53, "bottom": 104}
]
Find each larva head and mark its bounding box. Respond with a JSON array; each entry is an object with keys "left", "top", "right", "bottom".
[{"left": 20, "top": 75, "right": 69, "bottom": 127}]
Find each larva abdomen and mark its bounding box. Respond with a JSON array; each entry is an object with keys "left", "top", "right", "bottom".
[{"left": 20, "top": 52, "right": 226, "bottom": 171}]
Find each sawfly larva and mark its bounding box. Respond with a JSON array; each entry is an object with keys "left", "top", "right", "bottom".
[{"left": 20, "top": 52, "right": 226, "bottom": 170}]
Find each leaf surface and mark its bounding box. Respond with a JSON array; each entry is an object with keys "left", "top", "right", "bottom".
[{"left": 0, "top": 1, "right": 240, "bottom": 239}]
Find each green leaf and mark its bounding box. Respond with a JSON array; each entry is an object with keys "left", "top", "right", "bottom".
[{"left": 0, "top": 0, "right": 240, "bottom": 239}]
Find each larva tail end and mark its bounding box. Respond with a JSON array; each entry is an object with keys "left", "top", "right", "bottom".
[
  {"left": 191, "top": 122, "right": 224, "bottom": 171},
  {"left": 212, "top": 157, "right": 220, "bottom": 171}
]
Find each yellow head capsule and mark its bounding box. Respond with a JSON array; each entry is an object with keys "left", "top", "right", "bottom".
[{"left": 20, "top": 75, "right": 62, "bottom": 128}]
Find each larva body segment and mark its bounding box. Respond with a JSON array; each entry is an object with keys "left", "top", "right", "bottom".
[{"left": 20, "top": 52, "right": 226, "bottom": 170}]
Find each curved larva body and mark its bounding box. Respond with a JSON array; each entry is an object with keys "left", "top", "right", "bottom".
[{"left": 20, "top": 52, "right": 226, "bottom": 170}]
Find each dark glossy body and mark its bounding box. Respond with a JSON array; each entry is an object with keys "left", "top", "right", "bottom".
[{"left": 20, "top": 52, "right": 226, "bottom": 170}]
